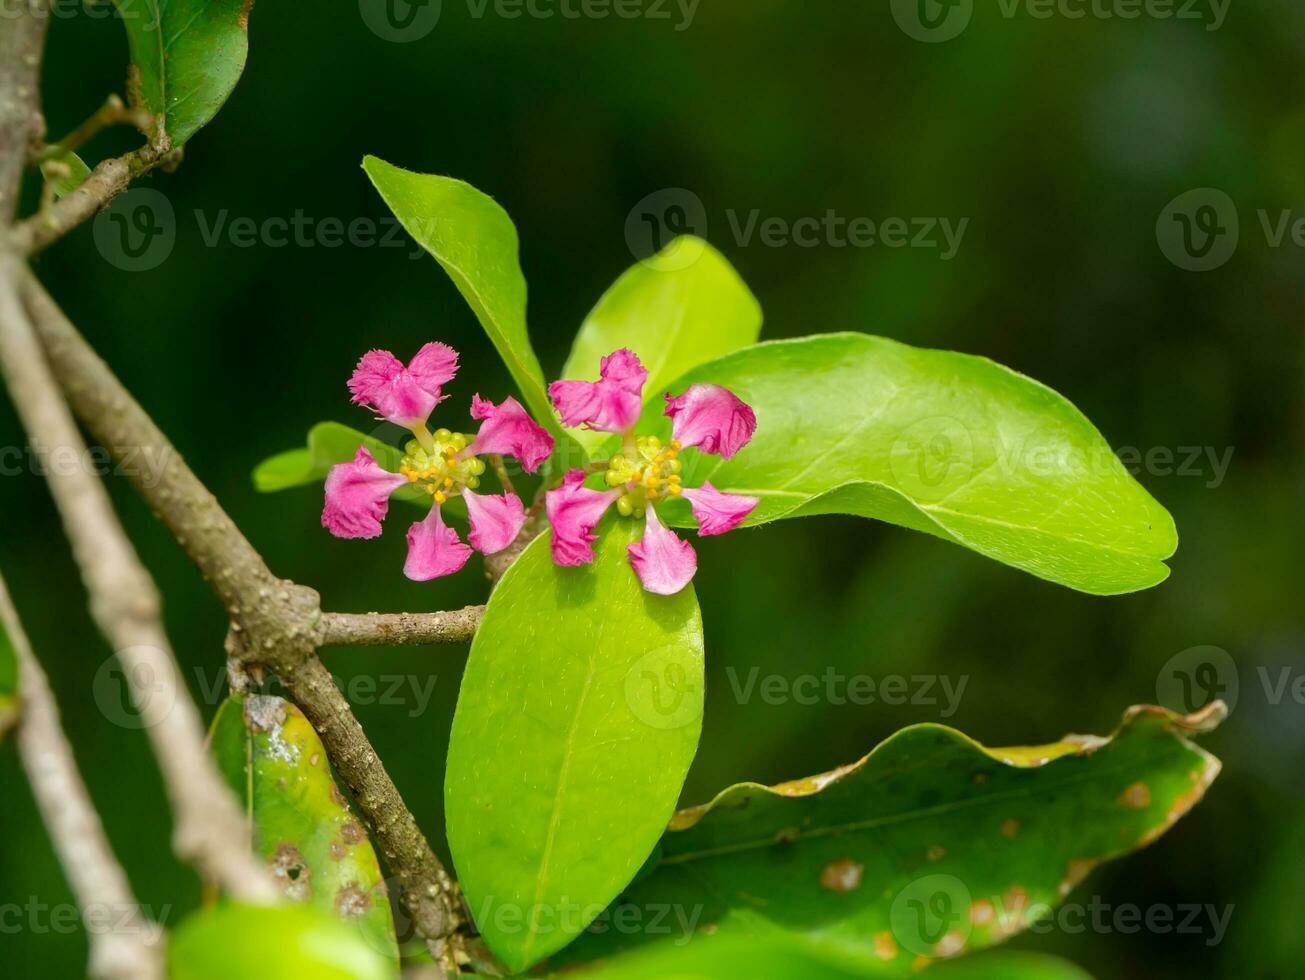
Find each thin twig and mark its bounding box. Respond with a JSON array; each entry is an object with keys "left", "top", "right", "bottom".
[
  {"left": 0, "top": 572, "right": 165, "bottom": 980},
  {"left": 32, "top": 94, "right": 154, "bottom": 164},
  {"left": 19, "top": 270, "right": 465, "bottom": 953},
  {"left": 0, "top": 259, "right": 277, "bottom": 903},
  {"left": 320, "top": 607, "right": 485, "bottom": 647},
  {"left": 486, "top": 453, "right": 516, "bottom": 498}
]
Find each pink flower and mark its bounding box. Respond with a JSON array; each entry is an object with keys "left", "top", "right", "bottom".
[
  {"left": 546, "top": 470, "right": 621, "bottom": 566},
  {"left": 323, "top": 341, "right": 555, "bottom": 582},
  {"left": 543, "top": 352, "right": 758, "bottom": 594},
  {"left": 348, "top": 342, "right": 459, "bottom": 430},
  {"left": 664, "top": 384, "right": 757, "bottom": 460},
  {"left": 547, "top": 348, "right": 648, "bottom": 433},
  {"left": 468, "top": 395, "right": 553, "bottom": 473}
]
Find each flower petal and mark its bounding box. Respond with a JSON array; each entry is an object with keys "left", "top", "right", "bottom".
[
  {"left": 664, "top": 384, "right": 757, "bottom": 459},
  {"left": 468, "top": 395, "right": 555, "bottom": 473},
  {"left": 547, "top": 348, "right": 648, "bottom": 433},
  {"left": 407, "top": 341, "right": 459, "bottom": 391},
  {"left": 463, "top": 490, "right": 527, "bottom": 555},
  {"left": 347, "top": 343, "right": 459, "bottom": 428},
  {"left": 545, "top": 469, "right": 619, "bottom": 566},
  {"left": 627, "top": 505, "right": 698, "bottom": 595},
  {"left": 404, "top": 504, "right": 473, "bottom": 581},
  {"left": 322, "top": 447, "right": 408, "bottom": 539},
  {"left": 680, "top": 482, "right": 759, "bottom": 536}
]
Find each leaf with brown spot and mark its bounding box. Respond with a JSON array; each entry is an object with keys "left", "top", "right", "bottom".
[
  {"left": 209, "top": 694, "right": 398, "bottom": 970},
  {"left": 0, "top": 618, "right": 17, "bottom": 742},
  {"left": 549, "top": 703, "right": 1222, "bottom": 975}
]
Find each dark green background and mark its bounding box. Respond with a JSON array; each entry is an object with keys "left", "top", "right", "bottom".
[{"left": 2, "top": 2, "right": 1302, "bottom": 977}]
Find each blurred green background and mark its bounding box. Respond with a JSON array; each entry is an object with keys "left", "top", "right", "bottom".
[{"left": 3, "top": 2, "right": 1303, "bottom": 977}]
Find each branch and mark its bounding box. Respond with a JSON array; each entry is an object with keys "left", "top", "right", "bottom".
[
  {"left": 321, "top": 607, "right": 485, "bottom": 647},
  {"left": 0, "top": 1, "right": 49, "bottom": 222},
  {"left": 19, "top": 270, "right": 465, "bottom": 954},
  {"left": 32, "top": 94, "right": 154, "bottom": 164},
  {"left": 0, "top": 572, "right": 165, "bottom": 980},
  {"left": 0, "top": 260, "right": 278, "bottom": 902},
  {"left": 10, "top": 142, "right": 175, "bottom": 256}
]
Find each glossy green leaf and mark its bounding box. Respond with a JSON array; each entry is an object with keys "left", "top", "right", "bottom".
[
  {"left": 251, "top": 421, "right": 433, "bottom": 509},
  {"left": 0, "top": 618, "right": 17, "bottom": 742},
  {"left": 446, "top": 521, "right": 705, "bottom": 973},
  {"left": 928, "top": 951, "right": 1095, "bottom": 980},
  {"left": 552, "top": 704, "right": 1222, "bottom": 974},
  {"left": 642, "top": 333, "right": 1177, "bottom": 595},
  {"left": 210, "top": 695, "right": 399, "bottom": 969},
  {"left": 560, "top": 238, "right": 762, "bottom": 456},
  {"left": 362, "top": 156, "right": 577, "bottom": 456},
  {"left": 39, "top": 151, "right": 91, "bottom": 200},
  {"left": 112, "top": 0, "right": 252, "bottom": 147},
  {"left": 169, "top": 902, "right": 392, "bottom": 980}
]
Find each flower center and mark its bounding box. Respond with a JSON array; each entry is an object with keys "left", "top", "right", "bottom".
[
  {"left": 604, "top": 435, "right": 683, "bottom": 517},
  {"left": 399, "top": 429, "right": 485, "bottom": 504}
]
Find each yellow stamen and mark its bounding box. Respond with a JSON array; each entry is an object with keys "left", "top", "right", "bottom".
[{"left": 434, "top": 491, "right": 447, "bottom": 504}]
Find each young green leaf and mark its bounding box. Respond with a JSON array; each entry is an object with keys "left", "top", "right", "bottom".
[
  {"left": 446, "top": 523, "right": 705, "bottom": 973},
  {"left": 560, "top": 238, "right": 762, "bottom": 456},
  {"left": 645, "top": 333, "right": 1178, "bottom": 595},
  {"left": 552, "top": 703, "right": 1222, "bottom": 973},
  {"left": 361, "top": 156, "right": 578, "bottom": 459},
  {"left": 209, "top": 695, "right": 399, "bottom": 969},
  {"left": 112, "top": 0, "right": 252, "bottom": 147},
  {"left": 169, "top": 902, "right": 393, "bottom": 980},
  {"left": 39, "top": 150, "right": 91, "bottom": 200},
  {"left": 0, "top": 619, "right": 17, "bottom": 742}
]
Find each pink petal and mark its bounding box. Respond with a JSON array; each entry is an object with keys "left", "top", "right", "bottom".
[
  {"left": 407, "top": 341, "right": 459, "bottom": 391},
  {"left": 680, "top": 482, "right": 759, "bottom": 536},
  {"left": 664, "top": 384, "right": 757, "bottom": 459},
  {"left": 467, "top": 395, "right": 555, "bottom": 473},
  {"left": 463, "top": 490, "right": 527, "bottom": 555},
  {"left": 545, "top": 469, "right": 619, "bottom": 566},
  {"left": 627, "top": 505, "right": 698, "bottom": 596},
  {"left": 404, "top": 504, "right": 473, "bottom": 581},
  {"left": 347, "top": 343, "right": 459, "bottom": 428},
  {"left": 322, "top": 447, "right": 408, "bottom": 540},
  {"left": 548, "top": 348, "right": 648, "bottom": 434}
]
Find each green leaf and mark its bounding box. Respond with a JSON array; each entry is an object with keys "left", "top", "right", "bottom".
[
  {"left": 112, "top": 0, "right": 252, "bottom": 147},
  {"left": 643, "top": 333, "right": 1178, "bottom": 595},
  {"left": 446, "top": 522, "right": 705, "bottom": 973},
  {"left": 169, "top": 902, "right": 393, "bottom": 980},
  {"left": 560, "top": 238, "right": 762, "bottom": 457},
  {"left": 252, "top": 421, "right": 432, "bottom": 508},
  {"left": 0, "top": 618, "right": 17, "bottom": 742},
  {"left": 552, "top": 703, "right": 1222, "bottom": 974},
  {"left": 209, "top": 695, "right": 399, "bottom": 969},
  {"left": 928, "top": 951, "right": 1096, "bottom": 980},
  {"left": 551, "top": 935, "right": 889, "bottom": 979},
  {"left": 361, "top": 156, "right": 579, "bottom": 458},
  {"left": 39, "top": 151, "right": 91, "bottom": 200}
]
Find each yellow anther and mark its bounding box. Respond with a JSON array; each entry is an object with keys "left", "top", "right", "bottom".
[
  {"left": 669, "top": 484, "right": 682, "bottom": 496},
  {"left": 647, "top": 489, "right": 658, "bottom": 499},
  {"left": 668, "top": 474, "right": 681, "bottom": 484},
  {"left": 444, "top": 477, "right": 454, "bottom": 488},
  {"left": 670, "top": 440, "right": 682, "bottom": 451},
  {"left": 434, "top": 491, "right": 447, "bottom": 504}
]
